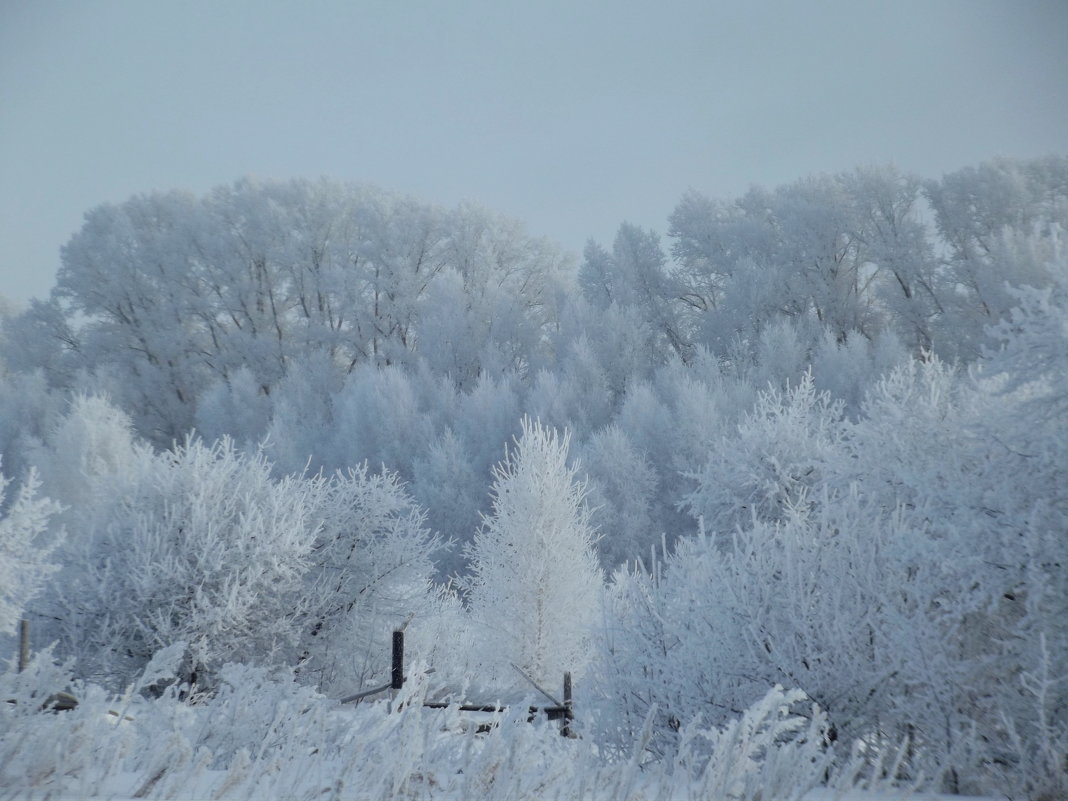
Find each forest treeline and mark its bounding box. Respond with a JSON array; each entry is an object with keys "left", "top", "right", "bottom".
[{"left": 1, "top": 155, "right": 1066, "bottom": 796}]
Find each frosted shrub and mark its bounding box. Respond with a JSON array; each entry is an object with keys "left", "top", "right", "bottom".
[
  {"left": 0, "top": 648, "right": 586, "bottom": 800},
  {"left": 54, "top": 436, "right": 323, "bottom": 688},
  {"left": 845, "top": 345, "right": 1068, "bottom": 793},
  {"left": 179, "top": 662, "right": 330, "bottom": 767},
  {"left": 590, "top": 487, "right": 945, "bottom": 767},
  {"left": 0, "top": 647, "right": 330, "bottom": 799}
]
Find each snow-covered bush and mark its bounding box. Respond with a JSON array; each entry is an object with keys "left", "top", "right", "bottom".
[
  {"left": 0, "top": 650, "right": 132, "bottom": 794},
  {"left": 843, "top": 348, "right": 1068, "bottom": 793},
  {"left": 589, "top": 488, "right": 925, "bottom": 763},
  {"left": 53, "top": 436, "right": 324, "bottom": 688}
]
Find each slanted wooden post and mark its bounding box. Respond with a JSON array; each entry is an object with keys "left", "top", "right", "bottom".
[
  {"left": 561, "top": 671, "right": 573, "bottom": 737},
  {"left": 391, "top": 629, "right": 405, "bottom": 690},
  {"left": 18, "top": 619, "right": 30, "bottom": 673}
]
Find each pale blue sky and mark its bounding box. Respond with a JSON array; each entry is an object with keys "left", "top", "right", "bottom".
[{"left": 2, "top": 0, "right": 1066, "bottom": 306}]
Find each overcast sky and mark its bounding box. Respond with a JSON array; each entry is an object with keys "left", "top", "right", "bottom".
[{"left": 2, "top": 0, "right": 1066, "bottom": 307}]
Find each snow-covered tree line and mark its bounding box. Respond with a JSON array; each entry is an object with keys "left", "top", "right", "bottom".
[
  {"left": 4, "top": 179, "right": 568, "bottom": 443},
  {"left": 7, "top": 158, "right": 1065, "bottom": 446},
  {"left": 1, "top": 155, "right": 1065, "bottom": 796}
]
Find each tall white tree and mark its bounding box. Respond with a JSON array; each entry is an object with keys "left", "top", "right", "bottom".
[{"left": 465, "top": 417, "right": 603, "bottom": 687}]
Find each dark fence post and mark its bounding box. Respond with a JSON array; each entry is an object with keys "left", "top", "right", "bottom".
[
  {"left": 391, "top": 630, "right": 405, "bottom": 690},
  {"left": 561, "top": 671, "right": 573, "bottom": 737},
  {"left": 18, "top": 619, "right": 29, "bottom": 673}
]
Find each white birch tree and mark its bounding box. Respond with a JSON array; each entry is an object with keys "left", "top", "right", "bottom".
[{"left": 465, "top": 417, "right": 602, "bottom": 688}]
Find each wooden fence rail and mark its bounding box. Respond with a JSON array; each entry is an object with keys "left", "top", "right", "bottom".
[
  {"left": 13, "top": 619, "right": 574, "bottom": 734},
  {"left": 340, "top": 628, "right": 575, "bottom": 737}
]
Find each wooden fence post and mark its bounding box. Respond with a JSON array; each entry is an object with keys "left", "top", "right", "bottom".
[
  {"left": 391, "top": 630, "right": 405, "bottom": 690},
  {"left": 561, "top": 671, "right": 573, "bottom": 737},
  {"left": 18, "top": 619, "right": 30, "bottom": 673}
]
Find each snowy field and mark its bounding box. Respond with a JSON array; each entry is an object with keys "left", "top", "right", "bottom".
[{"left": 0, "top": 652, "right": 1002, "bottom": 801}]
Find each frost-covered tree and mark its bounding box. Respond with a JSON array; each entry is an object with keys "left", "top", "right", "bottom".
[
  {"left": 578, "top": 424, "right": 657, "bottom": 570},
  {"left": 412, "top": 428, "right": 483, "bottom": 577},
  {"left": 668, "top": 174, "right": 883, "bottom": 354},
  {"left": 682, "top": 370, "right": 847, "bottom": 536},
  {"left": 27, "top": 394, "right": 144, "bottom": 530},
  {"left": 840, "top": 350, "right": 1067, "bottom": 793},
  {"left": 299, "top": 464, "right": 445, "bottom": 694},
  {"left": 665, "top": 160, "right": 1067, "bottom": 363},
  {"left": 49, "top": 191, "right": 209, "bottom": 440},
  {"left": 809, "top": 327, "right": 907, "bottom": 416},
  {"left": 193, "top": 366, "right": 272, "bottom": 447},
  {"left": 420, "top": 203, "right": 567, "bottom": 388},
  {"left": 15, "top": 179, "right": 570, "bottom": 445},
  {"left": 0, "top": 467, "right": 61, "bottom": 636},
  {"left": 324, "top": 363, "right": 436, "bottom": 478},
  {"left": 598, "top": 274, "right": 1067, "bottom": 792},
  {"left": 554, "top": 296, "right": 665, "bottom": 404},
  {"left": 841, "top": 165, "right": 942, "bottom": 352},
  {"left": 465, "top": 418, "right": 602, "bottom": 687},
  {"left": 579, "top": 223, "right": 690, "bottom": 364},
  {"left": 411, "top": 373, "right": 523, "bottom": 574},
  {"left": 924, "top": 155, "right": 1068, "bottom": 359},
  {"left": 608, "top": 365, "right": 738, "bottom": 548},
  {"left": 262, "top": 350, "right": 343, "bottom": 476},
  {"left": 525, "top": 338, "right": 615, "bottom": 434},
  {"left": 0, "top": 370, "right": 66, "bottom": 490}
]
